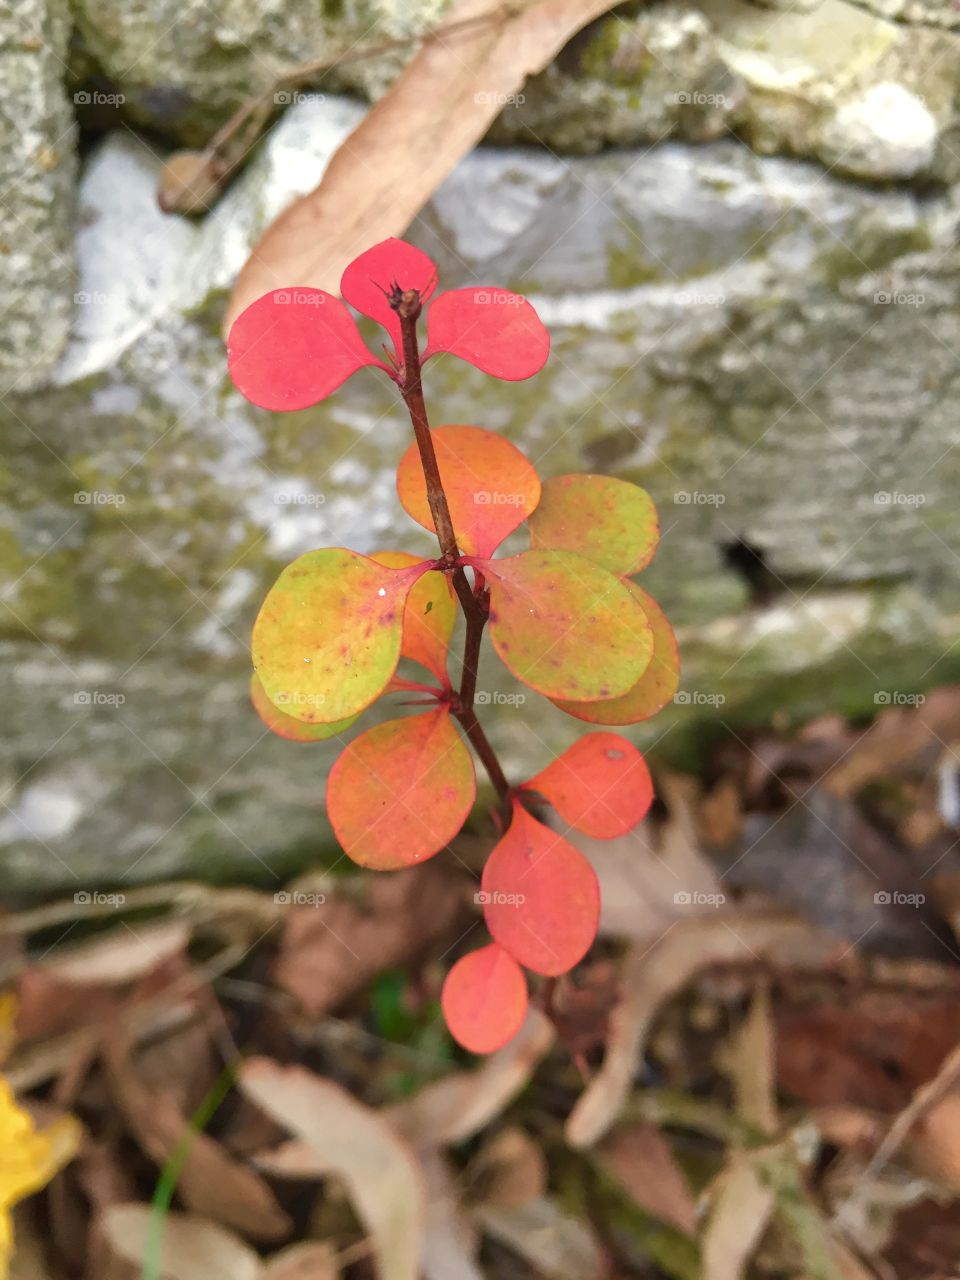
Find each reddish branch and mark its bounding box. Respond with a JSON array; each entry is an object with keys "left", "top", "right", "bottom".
[{"left": 392, "top": 288, "right": 511, "bottom": 810}]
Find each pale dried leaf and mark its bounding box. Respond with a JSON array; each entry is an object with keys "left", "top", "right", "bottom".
[
  {"left": 388, "top": 1009, "right": 554, "bottom": 1145},
  {"left": 420, "top": 1147, "right": 483, "bottom": 1280},
  {"left": 225, "top": 0, "right": 626, "bottom": 331},
  {"left": 240, "top": 1057, "right": 427, "bottom": 1280},
  {"left": 702, "top": 1158, "right": 775, "bottom": 1280},
  {"left": 721, "top": 986, "right": 778, "bottom": 1135},
  {"left": 102, "top": 1204, "right": 261, "bottom": 1280},
  {"left": 595, "top": 1123, "right": 697, "bottom": 1236},
  {"left": 39, "top": 921, "right": 190, "bottom": 986},
  {"left": 261, "top": 1241, "right": 340, "bottom": 1279},
  {"left": 104, "top": 1036, "right": 291, "bottom": 1242},
  {"left": 567, "top": 914, "right": 837, "bottom": 1148},
  {"left": 476, "top": 1197, "right": 607, "bottom": 1280},
  {"left": 468, "top": 1127, "right": 547, "bottom": 1210}
]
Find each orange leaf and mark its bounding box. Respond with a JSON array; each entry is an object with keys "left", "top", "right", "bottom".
[
  {"left": 373, "top": 550, "right": 455, "bottom": 686},
  {"left": 252, "top": 548, "right": 430, "bottom": 724},
  {"left": 528, "top": 474, "right": 659, "bottom": 575},
  {"left": 481, "top": 801, "right": 600, "bottom": 977},
  {"left": 521, "top": 733, "right": 653, "bottom": 839},
  {"left": 472, "top": 550, "right": 653, "bottom": 702},
  {"left": 326, "top": 709, "right": 475, "bottom": 869},
  {"left": 250, "top": 673, "right": 358, "bottom": 742},
  {"left": 553, "top": 584, "right": 680, "bottom": 724},
  {"left": 441, "top": 943, "right": 529, "bottom": 1054},
  {"left": 396, "top": 425, "right": 540, "bottom": 557}
]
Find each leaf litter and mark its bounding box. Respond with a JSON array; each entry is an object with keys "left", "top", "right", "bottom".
[{"left": 7, "top": 688, "right": 960, "bottom": 1278}]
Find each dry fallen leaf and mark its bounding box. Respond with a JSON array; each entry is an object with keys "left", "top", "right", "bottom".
[
  {"left": 273, "top": 866, "right": 462, "bottom": 1018},
  {"left": 466, "top": 1127, "right": 547, "bottom": 1211},
  {"left": 102, "top": 1204, "right": 262, "bottom": 1280},
  {"left": 720, "top": 986, "right": 778, "bottom": 1136},
  {"left": 702, "top": 1156, "right": 776, "bottom": 1280},
  {"left": 419, "top": 1146, "right": 484, "bottom": 1280},
  {"left": 594, "top": 1123, "right": 697, "bottom": 1236},
  {"left": 567, "top": 914, "right": 838, "bottom": 1148},
  {"left": 475, "top": 1196, "right": 608, "bottom": 1280},
  {"left": 387, "top": 1008, "right": 554, "bottom": 1146},
  {"left": 104, "top": 1034, "right": 291, "bottom": 1242},
  {"left": 261, "top": 1241, "right": 341, "bottom": 1279},
  {"left": 225, "top": 0, "right": 627, "bottom": 331},
  {"left": 37, "top": 921, "right": 190, "bottom": 987},
  {"left": 240, "top": 1057, "right": 427, "bottom": 1280}
]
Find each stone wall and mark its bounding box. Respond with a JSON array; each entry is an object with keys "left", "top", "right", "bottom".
[{"left": 2, "top": 1, "right": 960, "bottom": 891}]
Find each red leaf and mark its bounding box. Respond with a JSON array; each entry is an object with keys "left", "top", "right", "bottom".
[
  {"left": 227, "top": 288, "right": 385, "bottom": 411},
  {"left": 341, "top": 237, "right": 437, "bottom": 358},
  {"left": 554, "top": 584, "right": 680, "bottom": 725},
  {"left": 249, "top": 673, "right": 358, "bottom": 742},
  {"left": 372, "top": 550, "right": 455, "bottom": 685},
  {"left": 253, "top": 549, "right": 430, "bottom": 724},
  {"left": 441, "top": 943, "right": 529, "bottom": 1054},
  {"left": 528, "top": 474, "right": 659, "bottom": 575},
  {"left": 396, "top": 425, "right": 541, "bottom": 557},
  {"left": 471, "top": 550, "right": 653, "bottom": 702},
  {"left": 481, "top": 801, "right": 600, "bottom": 976},
  {"left": 326, "top": 708, "right": 476, "bottom": 869},
  {"left": 521, "top": 733, "right": 653, "bottom": 839},
  {"left": 425, "top": 288, "right": 550, "bottom": 380}
]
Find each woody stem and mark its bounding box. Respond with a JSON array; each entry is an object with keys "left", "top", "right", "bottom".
[{"left": 393, "top": 290, "right": 511, "bottom": 810}]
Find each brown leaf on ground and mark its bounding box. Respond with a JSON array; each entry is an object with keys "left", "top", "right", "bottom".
[
  {"left": 825, "top": 688, "right": 960, "bottom": 799},
  {"left": 476, "top": 1196, "right": 609, "bottom": 1280},
  {"left": 702, "top": 1156, "right": 776, "bottom": 1280},
  {"left": 776, "top": 994, "right": 960, "bottom": 1111},
  {"left": 387, "top": 1009, "right": 554, "bottom": 1146},
  {"left": 261, "top": 1242, "right": 341, "bottom": 1279},
  {"left": 101, "top": 1204, "right": 262, "bottom": 1280},
  {"left": 224, "top": 0, "right": 629, "bottom": 331},
  {"left": 103, "top": 1033, "right": 291, "bottom": 1242},
  {"left": 273, "top": 866, "right": 463, "bottom": 1018},
  {"left": 721, "top": 986, "right": 778, "bottom": 1136},
  {"left": 240, "top": 1057, "right": 427, "bottom": 1280},
  {"left": 466, "top": 1127, "right": 547, "bottom": 1211},
  {"left": 595, "top": 1122, "right": 697, "bottom": 1236},
  {"left": 567, "top": 914, "right": 838, "bottom": 1148}
]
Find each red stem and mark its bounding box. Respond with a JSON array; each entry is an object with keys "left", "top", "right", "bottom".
[{"left": 393, "top": 289, "right": 511, "bottom": 811}]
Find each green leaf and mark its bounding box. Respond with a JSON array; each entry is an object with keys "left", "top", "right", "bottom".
[
  {"left": 553, "top": 584, "right": 679, "bottom": 724},
  {"left": 249, "top": 673, "right": 358, "bottom": 741},
  {"left": 528, "top": 474, "right": 659, "bottom": 575},
  {"left": 470, "top": 550, "right": 653, "bottom": 702},
  {"left": 253, "top": 548, "right": 430, "bottom": 724}
]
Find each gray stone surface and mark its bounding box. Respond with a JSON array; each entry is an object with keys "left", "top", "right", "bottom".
[
  {"left": 4, "top": 88, "right": 960, "bottom": 892},
  {"left": 0, "top": 0, "right": 76, "bottom": 392}
]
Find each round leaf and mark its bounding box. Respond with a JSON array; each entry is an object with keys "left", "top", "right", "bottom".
[
  {"left": 528, "top": 474, "right": 659, "bottom": 575},
  {"left": 554, "top": 584, "right": 680, "bottom": 724},
  {"left": 522, "top": 732, "right": 653, "bottom": 838},
  {"left": 326, "top": 709, "right": 476, "bottom": 869},
  {"left": 253, "top": 549, "right": 429, "bottom": 724},
  {"left": 341, "top": 238, "right": 437, "bottom": 358},
  {"left": 474, "top": 550, "right": 653, "bottom": 702},
  {"left": 227, "top": 288, "right": 385, "bottom": 411},
  {"left": 396, "top": 425, "right": 541, "bottom": 557},
  {"left": 373, "top": 550, "right": 456, "bottom": 685},
  {"left": 481, "top": 801, "right": 600, "bottom": 977},
  {"left": 425, "top": 288, "right": 550, "bottom": 380},
  {"left": 250, "top": 673, "right": 358, "bottom": 742},
  {"left": 442, "top": 944, "right": 529, "bottom": 1055}
]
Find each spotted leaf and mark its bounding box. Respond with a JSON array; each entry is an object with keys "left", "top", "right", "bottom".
[{"left": 528, "top": 474, "right": 659, "bottom": 575}]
